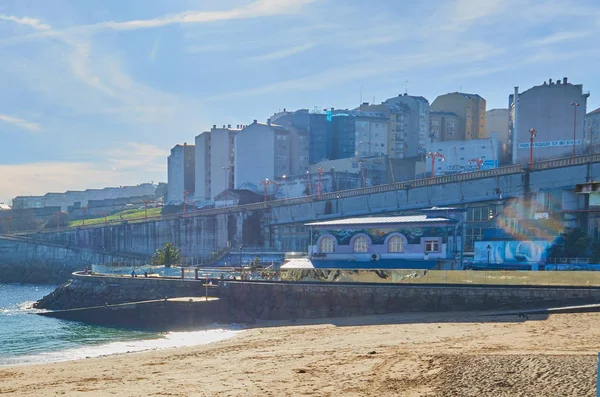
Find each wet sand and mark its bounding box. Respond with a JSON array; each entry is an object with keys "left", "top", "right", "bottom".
[{"left": 1, "top": 311, "right": 599, "bottom": 396}]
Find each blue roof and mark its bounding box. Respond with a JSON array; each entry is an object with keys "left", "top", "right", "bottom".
[{"left": 306, "top": 214, "right": 456, "bottom": 227}]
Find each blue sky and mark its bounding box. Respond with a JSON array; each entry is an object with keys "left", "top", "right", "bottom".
[{"left": 1, "top": 0, "right": 600, "bottom": 203}]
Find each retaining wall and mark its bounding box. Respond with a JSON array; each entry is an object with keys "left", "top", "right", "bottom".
[{"left": 219, "top": 281, "right": 600, "bottom": 321}]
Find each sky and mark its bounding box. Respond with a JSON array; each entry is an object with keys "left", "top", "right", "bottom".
[{"left": 1, "top": 0, "right": 600, "bottom": 204}]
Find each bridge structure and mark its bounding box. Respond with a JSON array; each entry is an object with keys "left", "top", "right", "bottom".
[{"left": 2, "top": 154, "right": 600, "bottom": 266}]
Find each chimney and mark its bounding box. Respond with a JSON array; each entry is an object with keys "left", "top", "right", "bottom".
[
  {"left": 222, "top": 125, "right": 225, "bottom": 129},
  {"left": 267, "top": 118, "right": 271, "bottom": 125},
  {"left": 563, "top": 77, "right": 568, "bottom": 84},
  {"left": 183, "top": 142, "right": 187, "bottom": 146},
  {"left": 212, "top": 124, "right": 216, "bottom": 129},
  {"left": 331, "top": 108, "right": 334, "bottom": 111},
  {"left": 362, "top": 102, "right": 369, "bottom": 106},
  {"left": 227, "top": 124, "right": 231, "bottom": 128},
  {"left": 557, "top": 79, "right": 561, "bottom": 85},
  {"left": 549, "top": 78, "right": 553, "bottom": 85},
  {"left": 283, "top": 108, "right": 286, "bottom": 112},
  {"left": 253, "top": 119, "right": 257, "bottom": 124}
]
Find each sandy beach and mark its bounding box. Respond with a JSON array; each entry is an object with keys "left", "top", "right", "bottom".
[{"left": 1, "top": 311, "right": 599, "bottom": 396}]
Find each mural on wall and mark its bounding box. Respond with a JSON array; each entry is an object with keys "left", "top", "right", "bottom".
[
  {"left": 313, "top": 226, "right": 450, "bottom": 245},
  {"left": 474, "top": 240, "right": 549, "bottom": 264}
]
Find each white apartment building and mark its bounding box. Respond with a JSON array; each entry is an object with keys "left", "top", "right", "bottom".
[
  {"left": 234, "top": 121, "right": 309, "bottom": 189},
  {"left": 425, "top": 136, "right": 500, "bottom": 176},
  {"left": 195, "top": 125, "right": 240, "bottom": 202},
  {"left": 167, "top": 143, "right": 195, "bottom": 203},
  {"left": 510, "top": 77, "right": 589, "bottom": 164}
]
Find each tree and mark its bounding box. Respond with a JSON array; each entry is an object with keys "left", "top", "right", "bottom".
[
  {"left": 152, "top": 242, "right": 180, "bottom": 268},
  {"left": 547, "top": 228, "right": 592, "bottom": 259}
]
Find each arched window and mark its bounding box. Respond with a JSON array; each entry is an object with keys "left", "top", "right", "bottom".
[
  {"left": 388, "top": 235, "right": 404, "bottom": 253},
  {"left": 353, "top": 235, "right": 370, "bottom": 253},
  {"left": 320, "top": 236, "right": 335, "bottom": 253}
]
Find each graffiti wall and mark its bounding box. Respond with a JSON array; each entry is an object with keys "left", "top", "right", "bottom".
[{"left": 474, "top": 240, "right": 549, "bottom": 264}]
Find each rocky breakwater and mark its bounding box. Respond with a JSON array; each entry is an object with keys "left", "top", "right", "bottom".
[{"left": 35, "top": 273, "right": 218, "bottom": 310}]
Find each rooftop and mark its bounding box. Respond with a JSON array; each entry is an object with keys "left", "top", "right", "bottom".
[
  {"left": 588, "top": 108, "right": 600, "bottom": 116},
  {"left": 305, "top": 214, "right": 456, "bottom": 227}
]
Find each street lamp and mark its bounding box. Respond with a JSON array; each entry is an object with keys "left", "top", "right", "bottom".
[
  {"left": 81, "top": 206, "right": 87, "bottom": 226},
  {"left": 317, "top": 167, "right": 324, "bottom": 197},
  {"left": 487, "top": 244, "right": 491, "bottom": 266},
  {"left": 571, "top": 102, "right": 580, "bottom": 157},
  {"left": 529, "top": 128, "right": 537, "bottom": 167},
  {"left": 259, "top": 178, "right": 276, "bottom": 202},
  {"left": 183, "top": 190, "right": 189, "bottom": 214},
  {"left": 427, "top": 151, "right": 446, "bottom": 178},
  {"left": 54, "top": 211, "right": 68, "bottom": 232},
  {"left": 469, "top": 158, "right": 484, "bottom": 171}
]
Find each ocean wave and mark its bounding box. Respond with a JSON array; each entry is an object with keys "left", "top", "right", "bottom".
[{"left": 0, "top": 327, "right": 243, "bottom": 367}]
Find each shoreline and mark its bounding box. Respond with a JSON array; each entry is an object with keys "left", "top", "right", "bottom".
[
  {"left": 0, "top": 325, "right": 244, "bottom": 368},
  {"left": 2, "top": 310, "right": 599, "bottom": 396}
]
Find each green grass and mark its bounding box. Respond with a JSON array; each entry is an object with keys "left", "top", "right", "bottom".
[{"left": 68, "top": 207, "right": 163, "bottom": 227}]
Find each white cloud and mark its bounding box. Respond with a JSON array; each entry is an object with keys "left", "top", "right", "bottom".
[
  {"left": 527, "top": 30, "right": 595, "bottom": 46},
  {"left": 107, "top": 142, "right": 169, "bottom": 172},
  {"left": 248, "top": 43, "right": 315, "bottom": 62},
  {"left": 0, "top": 14, "right": 51, "bottom": 31},
  {"left": 46, "top": 0, "right": 318, "bottom": 35},
  {"left": 0, "top": 113, "right": 41, "bottom": 132},
  {"left": 0, "top": 161, "right": 161, "bottom": 203},
  {"left": 149, "top": 35, "right": 161, "bottom": 62}
]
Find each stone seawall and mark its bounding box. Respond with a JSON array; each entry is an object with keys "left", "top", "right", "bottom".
[
  {"left": 35, "top": 273, "right": 218, "bottom": 310},
  {"left": 39, "top": 298, "right": 228, "bottom": 331},
  {"left": 219, "top": 281, "right": 600, "bottom": 321}
]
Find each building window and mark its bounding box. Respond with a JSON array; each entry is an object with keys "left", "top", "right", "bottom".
[
  {"left": 320, "top": 236, "right": 335, "bottom": 253},
  {"left": 353, "top": 235, "right": 370, "bottom": 253},
  {"left": 424, "top": 240, "right": 439, "bottom": 252},
  {"left": 388, "top": 235, "right": 404, "bottom": 253}
]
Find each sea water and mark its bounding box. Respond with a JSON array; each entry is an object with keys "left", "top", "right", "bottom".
[{"left": 0, "top": 283, "right": 242, "bottom": 366}]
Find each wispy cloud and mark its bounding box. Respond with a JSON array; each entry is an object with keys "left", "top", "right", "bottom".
[
  {"left": 210, "top": 43, "right": 503, "bottom": 101},
  {"left": 0, "top": 14, "right": 51, "bottom": 30},
  {"left": 149, "top": 35, "right": 161, "bottom": 62},
  {"left": 0, "top": 161, "right": 162, "bottom": 203},
  {"left": 527, "top": 30, "right": 595, "bottom": 46},
  {"left": 0, "top": 113, "right": 41, "bottom": 132},
  {"left": 248, "top": 43, "right": 315, "bottom": 62},
  {"left": 107, "top": 142, "right": 168, "bottom": 172}
]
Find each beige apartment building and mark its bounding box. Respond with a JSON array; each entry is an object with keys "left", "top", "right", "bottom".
[{"left": 430, "top": 92, "right": 486, "bottom": 140}]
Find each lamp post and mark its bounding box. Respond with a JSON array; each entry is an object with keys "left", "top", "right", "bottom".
[
  {"left": 529, "top": 128, "right": 537, "bottom": 167},
  {"left": 487, "top": 244, "right": 491, "bottom": 266},
  {"left": 469, "top": 158, "right": 484, "bottom": 171},
  {"left": 54, "top": 211, "right": 67, "bottom": 232},
  {"left": 103, "top": 212, "right": 109, "bottom": 225},
  {"left": 183, "top": 190, "right": 188, "bottom": 214},
  {"left": 143, "top": 199, "right": 154, "bottom": 219},
  {"left": 427, "top": 151, "right": 446, "bottom": 178},
  {"left": 571, "top": 102, "right": 580, "bottom": 157},
  {"left": 81, "top": 206, "right": 87, "bottom": 226},
  {"left": 259, "top": 179, "right": 275, "bottom": 202},
  {"left": 317, "top": 167, "right": 324, "bottom": 197}
]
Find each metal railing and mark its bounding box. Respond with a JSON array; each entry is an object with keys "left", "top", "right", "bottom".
[{"left": 8, "top": 153, "right": 600, "bottom": 235}]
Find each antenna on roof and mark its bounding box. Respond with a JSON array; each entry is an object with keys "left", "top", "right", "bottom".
[{"left": 405, "top": 80, "right": 408, "bottom": 95}]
